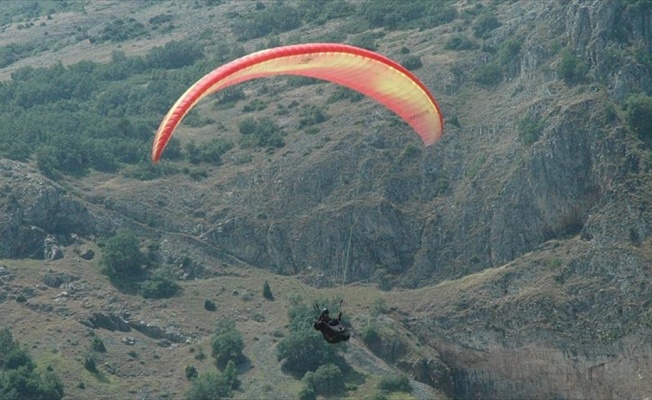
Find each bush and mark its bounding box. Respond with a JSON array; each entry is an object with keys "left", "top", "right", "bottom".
[
  {"left": 0, "top": 328, "right": 65, "bottom": 399},
  {"left": 401, "top": 55, "right": 423, "bottom": 71},
  {"left": 361, "top": 323, "right": 380, "bottom": 346},
  {"left": 498, "top": 37, "right": 522, "bottom": 66},
  {"left": 361, "top": 0, "right": 456, "bottom": 30},
  {"left": 84, "top": 356, "right": 97, "bottom": 373},
  {"left": 204, "top": 299, "right": 217, "bottom": 311},
  {"left": 100, "top": 230, "right": 145, "bottom": 284},
  {"left": 298, "top": 384, "right": 316, "bottom": 400},
  {"left": 185, "top": 365, "right": 198, "bottom": 380},
  {"left": 243, "top": 99, "right": 267, "bottom": 112},
  {"left": 276, "top": 329, "right": 341, "bottom": 375},
  {"left": 299, "top": 105, "right": 328, "bottom": 128},
  {"left": 238, "top": 117, "right": 285, "bottom": 148},
  {"left": 185, "top": 371, "right": 231, "bottom": 400},
  {"left": 140, "top": 267, "right": 180, "bottom": 299},
  {"left": 518, "top": 116, "right": 545, "bottom": 145},
  {"left": 473, "top": 12, "right": 501, "bottom": 38},
  {"left": 262, "top": 281, "right": 274, "bottom": 300},
  {"left": 91, "top": 337, "right": 106, "bottom": 353},
  {"left": 626, "top": 93, "right": 652, "bottom": 139},
  {"left": 146, "top": 40, "right": 203, "bottom": 70},
  {"left": 472, "top": 62, "right": 502, "bottom": 85},
  {"left": 305, "top": 364, "right": 345, "bottom": 395},
  {"left": 211, "top": 319, "right": 245, "bottom": 366},
  {"left": 558, "top": 48, "right": 588, "bottom": 84},
  {"left": 223, "top": 360, "right": 240, "bottom": 389},
  {"left": 96, "top": 17, "right": 148, "bottom": 43},
  {"left": 217, "top": 86, "right": 245, "bottom": 105},
  {"left": 444, "top": 35, "right": 477, "bottom": 51},
  {"left": 326, "top": 87, "right": 364, "bottom": 104},
  {"left": 231, "top": 4, "right": 301, "bottom": 41},
  {"left": 378, "top": 375, "right": 412, "bottom": 393}
]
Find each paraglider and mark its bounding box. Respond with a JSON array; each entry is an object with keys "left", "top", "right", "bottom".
[
  {"left": 151, "top": 43, "right": 444, "bottom": 162},
  {"left": 313, "top": 305, "right": 350, "bottom": 344}
]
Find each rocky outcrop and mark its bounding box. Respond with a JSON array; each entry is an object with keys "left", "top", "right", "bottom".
[
  {"left": 79, "top": 312, "right": 131, "bottom": 332},
  {"left": 0, "top": 160, "right": 95, "bottom": 259},
  {"left": 129, "top": 320, "right": 187, "bottom": 343},
  {"left": 42, "top": 271, "right": 80, "bottom": 288},
  {"left": 79, "top": 312, "right": 187, "bottom": 343}
]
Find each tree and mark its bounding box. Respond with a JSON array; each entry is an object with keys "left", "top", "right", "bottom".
[
  {"left": 276, "top": 329, "right": 340, "bottom": 375},
  {"left": 100, "top": 230, "right": 145, "bottom": 284},
  {"left": 223, "top": 360, "right": 240, "bottom": 389},
  {"left": 303, "top": 364, "right": 346, "bottom": 396},
  {"left": 0, "top": 328, "right": 65, "bottom": 400},
  {"left": 211, "top": 318, "right": 245, "bottom": 366},
  {"left": 140, "top": 266, "right": 180, "bottom": 299},
  {"left": 184, "top": 371, "right": 231, "bottom": 400}
]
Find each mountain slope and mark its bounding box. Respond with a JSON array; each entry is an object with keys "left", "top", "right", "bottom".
[{"left": 1, "top": 0, "right": 651, "bottom": 399}]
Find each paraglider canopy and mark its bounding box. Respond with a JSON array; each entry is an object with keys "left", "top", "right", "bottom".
[{"left": 152, "top": 43, "right": 444, "bottom": 163}]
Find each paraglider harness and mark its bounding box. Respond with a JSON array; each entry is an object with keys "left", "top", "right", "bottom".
[{"left": 313, "top": 301, "right": 350, "bottom": 344}]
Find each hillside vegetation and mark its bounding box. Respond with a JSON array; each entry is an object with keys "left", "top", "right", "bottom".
[{"left": 1, "top": 0, "right": 652, "bottom": 399}]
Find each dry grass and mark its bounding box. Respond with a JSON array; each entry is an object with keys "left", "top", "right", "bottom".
[{"left": 2, "top": 240, "right": 447, "bottom": 399}]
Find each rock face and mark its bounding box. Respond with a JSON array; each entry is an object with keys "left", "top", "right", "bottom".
[
  {"left": 79, "top": 312, "right": 187, "bottom": 343},
  {"left": 190, "top": 0, "right": 652, "bottom": 290},
  {"left": 0, "top": 160, "right": 95, "bottom": 259},
  {"left": 42, "top": 271, "right": 80, "bottom": 288}
]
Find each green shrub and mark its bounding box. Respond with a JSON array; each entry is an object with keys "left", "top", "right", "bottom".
[
  {"left": 472, "top": 62, "right": 502, "bottom": 85},
  {"left": 518, "top": 116, "right": 545, "bottom": 145},
  {"left": 558, "top": 49, "right": 588, "bottom": 84},
  {"left": 298, "top": 384, "right": 316, "bottom": 400},
  {"left": 185, "top": 365, "right": 198, "bottom": 380},
  {"left": 217, "top": 86, "right": 245, "bottom": 105},
  {"left": 211, "top": 319, "right": 245, "bottom": 366},
  {"left": 498, "top": 37, "right": 523, "bottom": 65},
  {"left": 198, "top": 138, "right": 234, "bottom": 165},
  {"left": 276, "top": 328, "right": 342, "bottom": 375},
  {"left": 378, "top": 375, "right": 411, "bottom": 393},
  {"left": 204, "top": 299, "right": 217, "bottom": 311},
  {"left": 95, "top": 17, "right": 148, "bottom": 43},
  {"left": 223, "top": 360, "right": 240, "bottom": 389},
  {"left": 351, "top": 31, "right": 381, "bottom": 51},
  {"left": 299, "top": 105, "right": 328, "bottom": 128},
  {"left": 401, "top": 55, "right": 423, "bottom": 71},
  {"left": 361, "top": 323, "right": 380, "bottom": 345},
  {"left": 473, "top": 12, "right": 501, "bottom": 38},
  {"left": 326, "top": 87, "right": 364, "bottom": 104},
  {"left": 361, "top": 0, "right": 456, "bottom": 30},
  {"left": 626, "top": 93, "right": 652, "bottom": 139},
  {"left": 238, "top": 117, "right": 285, "bottom": 148},
  {"left": 370, "top": 298, "right": 388, "bottom": 317},
  {"left": 306, "top": 364, "right": 345, "bottom": 395},
  {"left": 84, "top": 356, "right": 97, "bottom": 373},
  {"left": 263, "top": 281, "right": 274, "bottom": 300},
  {"left": 140, "top": 267, "right": 180, "bottom": 299},
  {"left": 444, "top": 35, "right": 478, "bottom": 51},
  {"left": 185, "top": 371, "right": 231, "bottom": 400},
  {"left": 243, "top": 99, "right": 267, "bottom": 112},
  {"left": 100, "top": 230, "right": 145, "bottom": 285},
  {"left": 91, "top": 337, "right": 106, "bottom": 353},
  {"left": 231, "top": 4, "right": 301, "bottom": 41}
]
